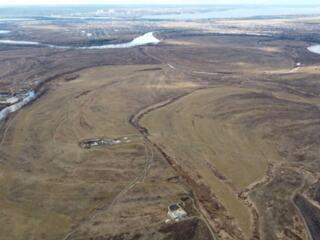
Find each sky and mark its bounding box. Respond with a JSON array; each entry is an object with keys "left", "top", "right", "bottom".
[{"left": 0, "top": 0, "right": 319, "bottom": 5}]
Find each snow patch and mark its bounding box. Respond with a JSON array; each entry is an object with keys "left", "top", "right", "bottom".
[
  {"left": 0, "top": 32, "right": 160, "bottom": 49},
  {"left": 308, "top": 45, "right": 320, "bottom": 55},
  {"left": 84, "top": 32, "right": 160, "bottom": 49},
  {"left": 0, "top": 91, "right": 37, "bottom": 121}
]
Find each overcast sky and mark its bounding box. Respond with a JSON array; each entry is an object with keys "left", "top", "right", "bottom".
[{"left": 0, "top": 0, "right": 319, "bottom": 5}]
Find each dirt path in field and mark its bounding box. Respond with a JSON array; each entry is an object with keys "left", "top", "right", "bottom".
[
  {"left": 129, "top": 90, "right": 225, "bottom": 240},
  {"left": 62, "top": 140, "right": 155, "bottom": 240},
  {"left": 128, "top": 84, "right": 286, "bottom": 240}
]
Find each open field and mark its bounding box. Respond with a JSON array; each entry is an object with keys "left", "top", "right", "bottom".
[
  {"left": 139, "top": 33, "right": 320, "bottom": 239},
  {"left": 1, "top": 9, "right": 320, "bottom": 240},
  {"left": 0, "top": 64, "right": 215, "bottom": 240},
  {"left": 141, "top": 87, "right": 279, "bottom": 238}
]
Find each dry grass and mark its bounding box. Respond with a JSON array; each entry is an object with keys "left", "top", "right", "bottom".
[
  {"left": 141, "top": 87, "right": 282, "bottom": 237},
  {"left": 0, "top": 64, "right": 197, "bottom": 240},
  {"left": 1, "top": 18, "right": 320, "bottom": 239}
]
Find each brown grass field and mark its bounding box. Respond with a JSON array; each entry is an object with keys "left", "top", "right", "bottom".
[
  {"left": 0, "top": 64, "right": 208, "bottom": 240},
  {"left": 1, "top": 16, "right": 320, "bottom": 240}
]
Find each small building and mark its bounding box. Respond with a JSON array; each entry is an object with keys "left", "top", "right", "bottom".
[
  {"left": 79, "top": 138, "right": 102, "bottom": 149},
  {"left": 79, "top": 137, "right": 129, "bottom": 149},
  {"left": 167, "top": 203, "right": 187, "bottom": 222},
  {"left": 0, "top": 96, "right": 17, "bottom": 104},
  {"left": 6, "top": 97, "right": 19, "bottom": 104}
]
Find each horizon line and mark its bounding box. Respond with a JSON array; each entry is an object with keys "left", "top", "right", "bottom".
[{"left": 1, "top": 3, "right": 320, "bottom": 6}]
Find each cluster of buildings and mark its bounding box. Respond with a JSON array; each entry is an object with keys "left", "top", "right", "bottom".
[
  {"left": 0, "top": 92, "right": 19, "bottom": 109},
  {"left": 0, "top": 90, "right": 32, "bottom": 108},
  {"left": 79, "top": 136, "right": 130, "bottom": 149},
  {"left": 166, "top": 203, "right": 187, "bottom": 222}
]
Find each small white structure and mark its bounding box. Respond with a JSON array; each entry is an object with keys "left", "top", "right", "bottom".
[
  {"left": 167, "top": 203, "right": 187, "bottom": 222},
  {"left": 0, "top": 97, "right": 19, "bottom": 105},
  {"left": 6, "top": 97, "right": 19, "bottom": 104},
  {"left": 296, "top": 62, "right": 302, "bottom": 67}
]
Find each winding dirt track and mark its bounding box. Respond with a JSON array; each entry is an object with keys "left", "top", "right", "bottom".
[
  {"left": 0, "top": 63, "right": 269, "bottom": 240},
  {"left": 3, "top": 40, "right": 315, "bottom": 240},
  {"left": 129, "top": 90, "right": 219, "bottom": 240},
  {"left": 62, "top": 141, "right": 155, "bottom": 240}
]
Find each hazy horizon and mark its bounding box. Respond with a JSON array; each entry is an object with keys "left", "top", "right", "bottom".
[{"left": 0, "top": 0, "right": 320, "bottom": 6}]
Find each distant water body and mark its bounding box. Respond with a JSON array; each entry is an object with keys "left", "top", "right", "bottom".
[
  {"left": 0, "top": 32, "right": 160, "bottom": 49},
  {"left": 143, "top": 6, "right": 320, "bottom": 20},
  {"left": 308, "top": 45, "right": 320, "bottom": 54},
  {"left": 0, "top": 39, "right": 39, "bottom": 45},
  {"left": 0, "top": 18, "right": 34, "bottom": 21}
]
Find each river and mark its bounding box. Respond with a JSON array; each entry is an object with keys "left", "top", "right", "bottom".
[
  {"left": 0, "top": 30, "right": 10, "bottom": 34},
  {"left": 0, "top": 32, "right": 160, "bottom": 49}
]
